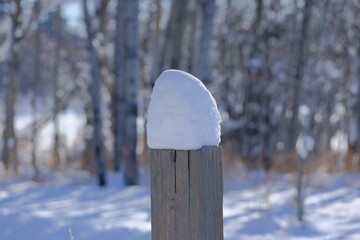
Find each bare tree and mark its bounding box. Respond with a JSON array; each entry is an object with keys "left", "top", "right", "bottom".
[
  {"left": 160, "top": 0, "right": 190, "bottom": 70},
  {"left": 290, "top": 0, "right": 313, "bottom": 151},
  {"left": 196, "top": 0, "right": 216, "bottom": 82},
  {"left": 2, "top": 0, "right": 39, "bottom": 174},
  {"left": 293, "top": 0, "right": 314, "bottom": 223},
  {"left": 51, "top": 5, "right": 62, "bottom": 170},
  {"left": 113, "top": 0, "right": 126, "bottom": 172},
  {"left": 124, "top": 0, "right": 140, "bottom": 185},
  {"left": 30, "top": 1, "right": 42, "bottom": 180},
  {"left": 184, "top": 0, "right": 201, "bottom": 73},
  {"left": 150, "top": 0, "right": 162, "bottom": 85},
  {"left": 2, "top": 0, "right": 22, "bottom": 174},
  {"left": 82, "top": 0, "right": 106, "bottom": 186}
]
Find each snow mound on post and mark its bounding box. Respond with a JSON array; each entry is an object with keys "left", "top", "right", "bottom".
[{"left": 147, "top": 69, "right": 221, "bottom": 150}]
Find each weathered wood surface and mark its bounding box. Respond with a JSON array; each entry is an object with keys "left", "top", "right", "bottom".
[{"left": 150, "top": 146, "right": 223, "bottom": 240}]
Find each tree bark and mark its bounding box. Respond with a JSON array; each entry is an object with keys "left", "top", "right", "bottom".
[
  {"left": 289, "top": 0, "right": 313, "bottom": 150},
  {"left": 186, "top": 1, "right": 201, "bottom": 73},
  {"left": 150, "top": 0, "right": 161, "bottom": 86},
  {"left": 124, "top": 0, "right": 139, "bottom": 185},
  {"left": 31, "top": 2, "right": 41, "bottom": 180},
  {"left": 113, "top": 0, "right": 126, "bottom": 172},
  {"left": 82, "top": 0, "right": 106, "bottom": 186},
  {"left": 52, "top": 5, "right": 61, "bottom": 170},
  {"left": 296, "top": 156, "right": 305, "bottom": 222},
  {"left": 159, "top": 0, "right": 190, "bottom": 70},
  {"left": 196, "top": 0, "right": 216, "bottom": 83},
  {"left": 293, "top": 0, "right": 314, "bottom": 223},
  {"left": 3, "top": 54, "right": 20, "bottom": 174},
  {"left": 2, "top": 0, "right": 21, "bottom": 174}
]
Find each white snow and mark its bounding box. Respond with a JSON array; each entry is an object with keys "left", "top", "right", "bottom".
[
  {"left": 1, "top": 170, "right": 360, "bottom": 240},
  {"left": 330, "top": 130, "right": 348, "bottom": 154},
  {"left": 146, "top": 69, "right": 221, "bottom": 150},
  {"left": 16, "top": 110, "right": 85, "bottom": 150},
  {"left": 296, "top": 134, "right": 315, "bottom": 159}
]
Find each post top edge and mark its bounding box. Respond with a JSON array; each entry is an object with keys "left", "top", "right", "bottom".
[{"left": 149, "top": 146, "right": 221, "bottom": 152}]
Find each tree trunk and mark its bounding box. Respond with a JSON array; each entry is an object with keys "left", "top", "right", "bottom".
[
  {"left": 3, "top": 55, "right": 19, "bottom": 174},
  {"left": 293, "top": 0, "right": 314, "bottom": 223},
  {"left": 150, "top": 0, "right": 161, "bottom": 86},
  {"left": 289, "top": 0, "right": 313, "bottom": 150},
  {"left": 124, "top": 0, "right": 139, "bottom": 185},
  {"left": 159, "top": 0, "right": 190, "bottom": 70},
  {"left": 296, "top": 156, "right": 306, "bottom": 222},
  {"left": 196, "top": 0, "right": 216, "bottom": 83},
  {"left": 82, "top": 107, "right": 96, "bottom": 173},
  {"left": 82, "top": 0, "right": 106, "bottom": 186},
  {"left": 2, "top": 0, "right": 21, "bottom": 174},
  {"left": 113, "top": 0, "right": 126, "bottom": 172},
  {"left": 31, "top": 3, "right": 41, "bottom": 180},
  {"left": 348, "top": 36, "right": 360, "bottom": 172},
  {"left": 52, "top": 5, "right": 62, "bottom": 170},
  {"left": 186, "top": 1, "right": 201, "bottom": 73}
]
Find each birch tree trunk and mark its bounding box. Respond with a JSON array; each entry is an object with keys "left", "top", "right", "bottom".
[
  {"left": 293, "top": 0, "right": 314, "bottom": 223},
  {"left": 113, "top": 0, "right": 126, "bottom": 172},
  {"left": 3, "top": 51, "right": 19, "bottom": 174},
  {"left": 242, "top": 0, "right": 264, "bottom": 160},
  {"left": 353, "top": 48, "right": 360, "bottom": 170},
  {"left": 124, "top": 0, "right": 139, "bottom": 185},
  {"left": 296, "top": 154, "right": 305, "bottom": 221},
  {"left": 82, "top": 0, "right": 106, "bottom": 186},
  {"left": 196, "top": 0, "right": 216, "bottom": 83},
  {"left": 150, "top": 0, "right": 161, "bottom": 86},
  {"left": 82, "top": 106, "right": 96, "bottom": 173},
  {"left": 160, "top": 0, "right": 190, "bottom": 70},
  {"left": 31, "top": 2, "right": 41, "bottom": 180},
  {"left": 356, "top": 48, "right": 360, "bottom": 171},
  {"left": 2, "top": 0, "right": 21, "bottom": 174},
  {"left": 186, "top": 1, "right": 201, "bottom": 73},
  {"left": 289, "top": 0, "right": 313, "bottom": 150},
  {"left": 52, "top": 5, "right": 62, "bottom": 170},
  {"left": 347, "top": 35, "right": 360, "bottom": 172}
]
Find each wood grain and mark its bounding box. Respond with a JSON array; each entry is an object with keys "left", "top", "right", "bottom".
[{"left": 150, "top": 147, "right": 223, "bottom": 240}]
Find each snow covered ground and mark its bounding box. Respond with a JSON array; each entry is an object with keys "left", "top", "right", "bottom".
[{"left": 1, "top": 169, "right": 359, "bottom": 240}]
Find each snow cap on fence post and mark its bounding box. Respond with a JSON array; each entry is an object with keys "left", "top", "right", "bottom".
[{"left": 146, "top": 69, "right": 222, "bottom": 150}]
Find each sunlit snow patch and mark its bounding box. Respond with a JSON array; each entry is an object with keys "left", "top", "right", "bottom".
[{"left": 147, "top": 69, "right": 221, "bottom": 150}]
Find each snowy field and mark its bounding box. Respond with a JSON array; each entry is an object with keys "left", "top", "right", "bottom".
[
  {"left": 1, "top": 100, "right": 359, "bottom": 239},
  {"left": 1, "top": 170, "right": 359, "bottom": 240}
]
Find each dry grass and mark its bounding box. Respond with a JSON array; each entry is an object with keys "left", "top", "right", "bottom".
[{"left": 221, "top": 140, "right": 360, "bottom": 175}]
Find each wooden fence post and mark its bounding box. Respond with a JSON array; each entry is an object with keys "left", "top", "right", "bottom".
[{"left": 150, "top": 146, "right": 224, "bottom": 240}]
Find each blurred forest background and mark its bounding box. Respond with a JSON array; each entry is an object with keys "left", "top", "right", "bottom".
[{"left": 0, "top": 0, "right": 360, "bottom": 188}]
